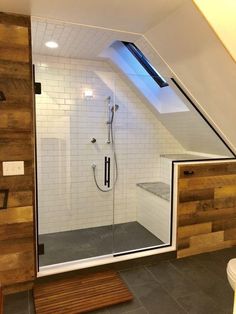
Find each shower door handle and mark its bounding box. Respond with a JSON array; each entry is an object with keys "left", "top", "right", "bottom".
[{"left": 104, "top": 156, "right": 110, "bottom": 188}]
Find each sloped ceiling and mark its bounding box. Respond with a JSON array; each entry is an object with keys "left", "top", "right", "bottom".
[
  {"left": 31, "top": 17, "right": 232, "bottom": 157},
  {"left": 145, "top": 1, "right": 236, "bottom": 152},
  {"left": 193, "top": 0, "right": 236, "bottom": 62},
  {"left": 0, "top": 0, "right": 186, "bottom": 33}
]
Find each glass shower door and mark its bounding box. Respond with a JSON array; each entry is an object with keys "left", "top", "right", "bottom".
[
  {"left": 112, "top": 74, "right": 172, "bottom": 255},
  {"left": 36, "top": 63, "right": 116, "bottom": 267}
]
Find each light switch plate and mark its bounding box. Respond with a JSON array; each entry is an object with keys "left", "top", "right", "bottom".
[{"left": 2, "top": 161, "right": 24, "bottom": 176}]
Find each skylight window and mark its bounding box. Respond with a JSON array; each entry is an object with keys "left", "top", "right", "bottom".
[
  {"left": 100, "top": 41, "right": 189, "bottom": 114},
  {"left": 122, "top": 41, "right": 168, "bottom": 88}
]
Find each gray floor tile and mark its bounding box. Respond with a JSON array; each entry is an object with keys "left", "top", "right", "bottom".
[
  {"left": 131, "top": 281, "right": 186, "bottom": 314},
  {"left": 210, "top": 247, "right": 236, "bottom": 264},
  {"left": 170, "top": 256, "right": 222, "bottom": 290},
  {"left": 124, "top": 307, "right": 148, "bottom": 314},
  {"left": 108, "top": 298, "right": 142, "bottom": 314},
  {"left": 120, "top": 266, "right": 157, "bottom": 287},
  {"left": 147, "top": 261, "right": 199, "bottom": 299},
  {"left": 201, "top": 277, "right": 233, "bottom": 311},
  {"left": 176, "top": 291, "right": 227, "bottom": 314},
  {"left": 170, "top": 255, "right": 234, "bottom": 310},
  {"left": 190, "top": 252, "right": 228, "bottom": 279}
]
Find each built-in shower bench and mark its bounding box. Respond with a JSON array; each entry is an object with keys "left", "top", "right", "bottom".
[
  {"left": 136, "top": 182, "right": 170, "bottom": 202},
  {"left": 136, "top": 181, "right": 170, "bottom": 244}
]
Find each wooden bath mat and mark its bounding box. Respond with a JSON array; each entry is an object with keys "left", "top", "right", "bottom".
[{"left": 33, "top": 270, "right": 133, "bottom": 313}]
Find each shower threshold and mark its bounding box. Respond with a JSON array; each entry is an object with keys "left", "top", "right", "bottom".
[{"left": 39, "top": 222, "right": 164, "bottom": 267}]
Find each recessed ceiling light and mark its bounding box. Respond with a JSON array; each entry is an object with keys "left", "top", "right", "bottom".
[{"left": 45, "top": 41, "right": 58, "bottom": 49}]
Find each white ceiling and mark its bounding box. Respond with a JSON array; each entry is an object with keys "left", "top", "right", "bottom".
[
  {"left": 32, "top": 17, "right": 141, "bottom": 59},
  {"left": 0, "top": 0, "right": 186, "bottom": 33}
]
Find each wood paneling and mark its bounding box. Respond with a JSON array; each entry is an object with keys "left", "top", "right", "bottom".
[
  {"left": 0, "top": 284, "right": 3, "bottom": 314},
  {"left": 0, "top": 12, "right": 35, "bottom": 290},
  {"left": 0, "top": 24, "right": 29, "bottom": 47},
  {"left": 34, "top": 271, "right": 133, "bottom": 314},
  {"left": 177, "top": 161, "right": 236, "bottom": 258}
]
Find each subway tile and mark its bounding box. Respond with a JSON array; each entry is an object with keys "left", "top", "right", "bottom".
[{"left": 35, "top": 55, "right": 184, "bottom": 234}]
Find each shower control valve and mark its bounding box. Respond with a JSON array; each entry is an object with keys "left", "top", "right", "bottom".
[{"left": 91, "top": 163, "right": 96, "bottom": 169}]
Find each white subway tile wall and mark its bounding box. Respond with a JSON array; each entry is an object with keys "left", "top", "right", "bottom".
[{"left": 34, "top": 54, "right": 184, "bottom": 234}]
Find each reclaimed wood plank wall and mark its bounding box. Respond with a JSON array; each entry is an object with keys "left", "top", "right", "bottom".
[
  {"left": 177, "top": 161, "right": 236, "bottom": 258},
  {"left": 0, "top": 284, "right": 2, "bottom": 314},
  {"left": 0, "top": 12, "right": 36, "bottom": 291}
]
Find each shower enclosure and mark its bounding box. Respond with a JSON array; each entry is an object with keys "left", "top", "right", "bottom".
[
  {"left": 34, "top": 42, "right": 233, "bottom": 271},
  {"left": 35, "top": 60, "right": 173, "bottom": 268}
]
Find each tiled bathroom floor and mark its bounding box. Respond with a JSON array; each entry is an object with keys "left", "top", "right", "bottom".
[
  {"left": 39, "top": 222, "right": 164, "bottom": 266},
  {"left": 4, "top": 246, "right": 235, "bottom": 314}
]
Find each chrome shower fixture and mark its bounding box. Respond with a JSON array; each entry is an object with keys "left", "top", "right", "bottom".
[
  {"left": 91, "top": 96, "right": 119, "bottom": 192},
  {"left": 111, "top": 104, "right": 119, "bottom": 113}
]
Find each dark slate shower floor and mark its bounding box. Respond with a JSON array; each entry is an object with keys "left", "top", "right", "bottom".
[{"left": 39, "top": 222, "right": 164, "bottom": 266}]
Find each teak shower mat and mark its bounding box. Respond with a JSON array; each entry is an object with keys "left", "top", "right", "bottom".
[{"left": 33, "top": 270, "right": 133, "bottom": 313}]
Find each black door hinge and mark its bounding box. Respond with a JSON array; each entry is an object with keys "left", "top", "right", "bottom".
[
  {"left": 34, "top": 82, "right": 42, "bottom": 95},
  {"left": 38, "top": 243, "right": 45, "bottom": 255}
]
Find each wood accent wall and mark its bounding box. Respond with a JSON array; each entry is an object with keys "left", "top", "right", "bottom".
[
  {"left": 177, "top": 161, "right": 236, "bottom": 258},
  {"left": 0, "top": 13, "right": 36, "bottom": 290},
  {"left": 0, "top": 284, "right": 3, "bottom": 314}
]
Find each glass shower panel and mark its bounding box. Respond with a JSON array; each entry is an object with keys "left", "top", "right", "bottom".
[
  {"left": 112, "top": 68, "right": 233, "bottom": 256},
  {"left": 35, "top": 60, "right": 116, "bottom": 267},
  {"left": 112, "top": 74, "right": 172, "bottom": 255}
]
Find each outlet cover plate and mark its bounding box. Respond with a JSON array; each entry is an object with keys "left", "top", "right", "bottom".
[{"left": 2, "top": 161, "right": 24, "bottom": 176}]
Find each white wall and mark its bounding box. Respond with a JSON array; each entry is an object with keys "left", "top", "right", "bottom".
[
  {"left": 144, "top": 1, "right": 236, "bottom": 153},
  {"left": 134, "top": 36, "right": 233, "bottom": 157},
  {"left": 35, "top": 54, "right": 184, "bottom": 234}
]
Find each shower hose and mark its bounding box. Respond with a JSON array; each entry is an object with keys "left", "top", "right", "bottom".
[{"left": 92, "top": 122, "right": 118, "bottom": 192}]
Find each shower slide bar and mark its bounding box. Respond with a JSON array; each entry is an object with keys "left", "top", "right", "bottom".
[{"left": 104, "top": 156, "right": 111, "bottom": 188}]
